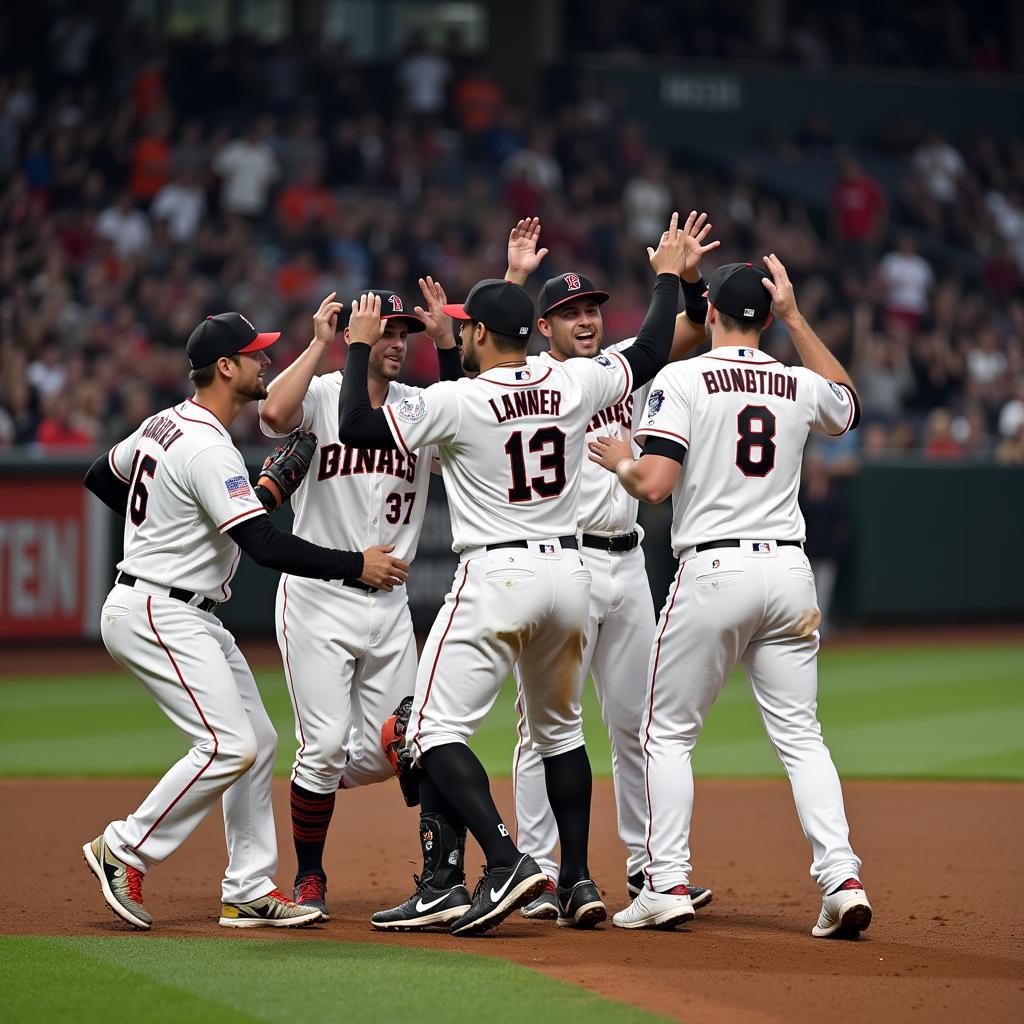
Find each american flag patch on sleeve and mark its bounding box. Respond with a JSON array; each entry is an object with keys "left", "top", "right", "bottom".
[{"left": 225, "top": 475, "right": 251, "bottom": 499}]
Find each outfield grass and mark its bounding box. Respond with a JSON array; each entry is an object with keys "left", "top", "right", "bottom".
[
  {"left": 0, "top": 644, "right": 1021, "bottom": 780},
  {"left": 0, "top": 937, "right": 668, "bottom": 1024}
]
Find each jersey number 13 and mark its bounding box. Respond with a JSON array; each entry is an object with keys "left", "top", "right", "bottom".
[{"left": 504, "top": 427, "right": 567, "bottom": 502}]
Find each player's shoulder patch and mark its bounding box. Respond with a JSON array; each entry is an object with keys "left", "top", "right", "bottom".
[
  {"left": 394, "top": 395, "right": 427, "bottom": 423},
  {"left": 225, "top": 475, "right": 252, "bottom": 499},
  {"left": 828, "top": 380, "right": 847, "bottom": 401},
  {"left": 594, "top": 353, "right": 615, "bottom": 368},
  {"left": 647, "top": 388, "right": 665, "bottom": 417}
]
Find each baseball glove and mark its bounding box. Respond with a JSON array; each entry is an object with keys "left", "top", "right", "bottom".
[
  {"left": 382, "top": 695, "right": 422, "bottom": 807},
  {"left": 255, "top": 429, "right": 318, "bottom": 512}
]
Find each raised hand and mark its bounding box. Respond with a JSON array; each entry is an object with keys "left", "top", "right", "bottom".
[
  {"left": 359, "top": 544, "right": 411, "bottom": 592},
  {"left": 648, "top": 211, "right": 687, "bottom": 276},
  {"left": 681, "top": 211, "right": 720, "bottom": 277},
  {"left": 761, "top": 253, "right": 799, "bottom": 325},
  {"left": 312, "top": 292, "right": 344, "bottom": 346},
  {"left": 347, "top": 292, "right": 384, "bottom": 346},
  {"left": 414, "top": 276, "right": 457, "bottom": 349},
  {"left": 506, "top": 217, "right": 549, "bottom": 284}
]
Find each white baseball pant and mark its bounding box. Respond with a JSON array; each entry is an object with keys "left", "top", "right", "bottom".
[
  {"left": 643, "top": 542, "right": 862, "bottom": 895},
  {"left": 275, "top": 574, "right": 416, "bottom": 794},
  {"left": 100, "top": 583, "right": 279, "bottom": 905},
  {"left": 513, "top": 543, "right": 654, "bottom": 882},
  {"left": 406, "top": 542, "right": 592, "bottom": 760}
]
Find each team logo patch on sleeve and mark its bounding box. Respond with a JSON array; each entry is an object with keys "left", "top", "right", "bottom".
[
  {"left": 225, "top": 475, "right": 252, "bottom": 499},
  {"left": 828, "top": 381, "right": 847, "bottom": 401},
  {"left": 395, "top": 396, "right": 427, "bottom": 423},
  {"left": 595, "top": 354, "right": 613, "bottom": 368},
  {"left": 648, "top": 389, "right": 665, "bottom": 417}
]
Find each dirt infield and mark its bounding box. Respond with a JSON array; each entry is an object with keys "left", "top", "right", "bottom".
[{"left": 4, "top": 777, "right": 1022, "bottom": 1023}]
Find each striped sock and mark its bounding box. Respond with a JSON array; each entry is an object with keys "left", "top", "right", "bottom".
[{"left": 290, "top": 781, "right": 336, "bottom": 879}]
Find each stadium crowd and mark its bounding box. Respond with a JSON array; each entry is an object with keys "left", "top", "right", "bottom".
[{"left": 0, "top": 19, "right": 1022, "bottom": 466}]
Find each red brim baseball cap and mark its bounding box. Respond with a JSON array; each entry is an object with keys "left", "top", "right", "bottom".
[
  {"left": 441, "top": 303, "right": 471, "bottom": 321},
  {"left": 237, "top": 331, "right": 281, "bottom": 353}
]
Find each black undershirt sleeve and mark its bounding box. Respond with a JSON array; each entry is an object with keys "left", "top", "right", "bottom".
[
  {"left": 228, "top": 515, "right": 364, "bottom": 580},
  {"left": 436, "top": 344, "right": 464, "bottom": 382},
  {"left": 846, "top": 385, "right": 863, "bottom": 431},
  {"left": 619, "top": 273, "right": 680, "bottom": 390},
  {"left": 84, "top": 454, "right": 129, "bottom": 516},
  {"left": 337, "top": 344, "right": 399, "bottom": 448},
  {"left": 642, "top": 434, "right": 688, "bottom": 466}
]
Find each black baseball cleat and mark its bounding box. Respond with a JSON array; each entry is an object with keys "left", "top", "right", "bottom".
[
  {"left": 450, "top": 854, "right": 547, "bottom": 937},
  {"left": 628, "top": 871, "right": 713, "bottom": 910},
  {"left": 556, "top": 879, "right": 607, "bottom": 929},
  {"left": 371, "top": 876, "right": 471, "bottom": 931},
  {"left": 294, "top": 872, "right": 329, "bottom": 921}
]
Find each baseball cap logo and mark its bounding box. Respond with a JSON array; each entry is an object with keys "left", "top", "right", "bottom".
[
  {"left": 389, "top": 295, "right": 404, "bottom": 312},
  {"left": 563, "top": 274, "right": 581, "bottom": 291}
]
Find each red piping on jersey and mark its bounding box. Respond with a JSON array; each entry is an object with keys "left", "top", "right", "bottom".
[
  {"left": 642, "top": 562, "right": 684, "bottom": 889},
  {"left": 828, "top": 382, "right": 857, "bottom": 436},
  {"left": 413, "top": 560, "right": 473, "bottom": 754},
  {"left": 280, "top": 576, "right": 307, "bottom": 759},
  {"left": 131, "top": 596, "right": 219, "bottom": 853},
  {"left": 108, "top": 442, "right": 130, "bottom": 483},
  {"left": 383, "top": 404, "right": 412, "bottom": 457},
  {"left": 511, "top": 673, "right": 528, "bottom": 844},
  {"left": 217, "top": 507, "right": 265, "bottom": 532},
  {"left": 636, "top": 427, "right": 689, "bottom": 448},
  {"left": 220, "top": 544, "right": 241, "bottom": 601},
  {"left": 173, "top": 401, "right": 227, "bottom": 436},
  {"left": 705, "top": 355, "right": 778, "bottom": 365},
  {"left": 476, "top": 366, "right": 553, "bottom": 388},
  {"left": 609, "top": 350, "right": 632, "bottom": 406}
]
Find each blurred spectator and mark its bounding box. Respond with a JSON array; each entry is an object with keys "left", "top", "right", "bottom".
[
  {"left": 96, "top": 191, "right": 150, "bottom": 259},
  {"left": 151, "top": 169, "right": 205, "bottom": 244},
  {"left": 623, "top": 155, "right": 672, "bottom": 244},
  {"left": 912, "top": 132, "right": 965, "bottom": 205},
  {"left": 130, "top": 118, "right": 172, "bottom": 202},
  {"left": 213, "top": 119, "right": 279, "bottom": 218},
  {"left": 26, "top": 342, "right": 66, "bottom": 399},
  {"left": 923, "top": 409, "right": 964, "bottom": 460},
  {"left": 830, "top": 153, "right": 886, "bottom": 264},
  {"left": 998, "top": 379, "right": 1024, "bottom": 438},
  {"left": 878, "top": 235, "right": 933, "bottom": 327},
  {"left": 396, "top": 35, "right": 452, "bottom": 118},
  {"left": 453, "top": 60, "right": 504, "bottom": 139},
  {"left": 276, "top": 164, "right": 336, "bottom": 237}
]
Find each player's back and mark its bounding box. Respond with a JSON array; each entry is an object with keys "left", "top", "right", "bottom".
[
  {"left": 637, "top": 346, "right": 856, "bottom": 556},
  {"left": 110, "top": 397, "right": 266, "bottom": 599},
  {"left": 385, "top": 351, "right": 632, "bottom": 551}
]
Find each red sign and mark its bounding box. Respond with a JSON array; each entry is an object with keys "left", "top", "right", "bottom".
[{"left": 0, "top": 477, "right": 90, "bottom": 638}]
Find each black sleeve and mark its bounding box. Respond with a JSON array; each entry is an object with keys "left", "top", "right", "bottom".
[
  {"left": 436, "top": 344, "right": 464, "bottom": 382},
  {"left": 620, "top": 273, "right": 680, "bottom": 390},
  {"left": 228, "top": 515, "right": 364, "bottom": 580},
  {"left": 84, "top": 454, "right": 129, "bottom": 516},
  {"left": 847, "top": 385, "right": 862, "bottom": 431},
  {"left": 337, "top": 343, "right": 399, "bottom": 448},
  {"left": 681, "top": 276, "right": 708, "bottom": 324},
  {"left": 642, "top": 434, "right": 688, "bottom": 466}
]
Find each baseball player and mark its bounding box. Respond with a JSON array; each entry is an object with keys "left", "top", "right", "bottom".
[
  {"left": 338, "top": 212, "right": 691, "bottom": 936},
  {"left": 589, "top": 255, "right": 872, "bottom": 936},
  {"left": 81, "top": 309, "right": 408, "bottom": 931},
  {"left": 500, "top": 217, "right": 718, "bottom": 918},
  {"left": 258, "top": 282, "right": 463, "bottom": 919}
]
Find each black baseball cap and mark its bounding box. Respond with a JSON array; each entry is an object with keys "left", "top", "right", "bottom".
[
  {"left": 358, "top": 289, "right": 426, "bottom": 332},
  {"left": 537, "top": 272, "right": 610, "bottom": 317},
  {"left": 186, "top": 313, "right": 280, "bottom": 370},
  {"left": 707, "top": 263, "right": 772, "bottom": 322},
  {"left": 443, "top": 279, "right": 534, "bottom": 340}
]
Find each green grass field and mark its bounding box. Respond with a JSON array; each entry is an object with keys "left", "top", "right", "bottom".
[
  {"left": 1, "top": 643, "right": 1022, "bottom": 780},
  {"left": 4, "top": 642, "right": 1021, "bottom": 1024}
]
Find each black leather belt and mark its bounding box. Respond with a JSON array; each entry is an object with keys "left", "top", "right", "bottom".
[
  {"left": 343, "top": 578, "right": 378, "bottom": 593},
  {"left": 695, "top": 539, "right": 803, "bottom": 553},
  {"left": 582, "top": 531, "right": 640, "bottom": 553},
  {"left": 487, "top": 535, "right": 579, "bottom": 552},
  {"left": 116, "top": 572, "right": 220, "bottom": 613}
]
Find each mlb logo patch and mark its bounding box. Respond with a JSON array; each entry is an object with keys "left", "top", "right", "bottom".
[
  {"left": 752, "top": 542, "right": 772, "bottom": 553},
  {"left": 225, "top": 475, "right": 251, "bottom": 499},
  {"left": 515, "top": 368, "right": 532, "bottom": 381},
  {"left": 539, "top": 544, "right": 555, "bottom": 554},
  {"left": 737, "top": 348, "right": 753, "bottom": 358}
]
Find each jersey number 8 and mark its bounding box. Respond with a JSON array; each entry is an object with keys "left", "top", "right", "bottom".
[{"left": 735, "top": 405, "right": 776, "bottom": 477}]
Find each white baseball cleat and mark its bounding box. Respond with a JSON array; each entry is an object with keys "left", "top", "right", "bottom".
[
  {"left": 811, "top": 878, "right": 872, "bottom": 938},
  {"left": 613, "top": 885, "right": 695, "bottom": 930}
]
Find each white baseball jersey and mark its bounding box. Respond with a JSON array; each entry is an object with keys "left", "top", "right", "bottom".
[
  {"left": 110, "top": 397, "right": 266, "bottom": 601},
  {"left": 260, "top": 373, "right": 433, "bottom": 563},
  {"left": 635, "top": 345, "right": 856, "bottom": 555},
  {"left": 541, "top": 338, "right": 650, "bottom": 537},
  {"left": 381, "top": 352, "right": 632, "bottom": 551}
]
